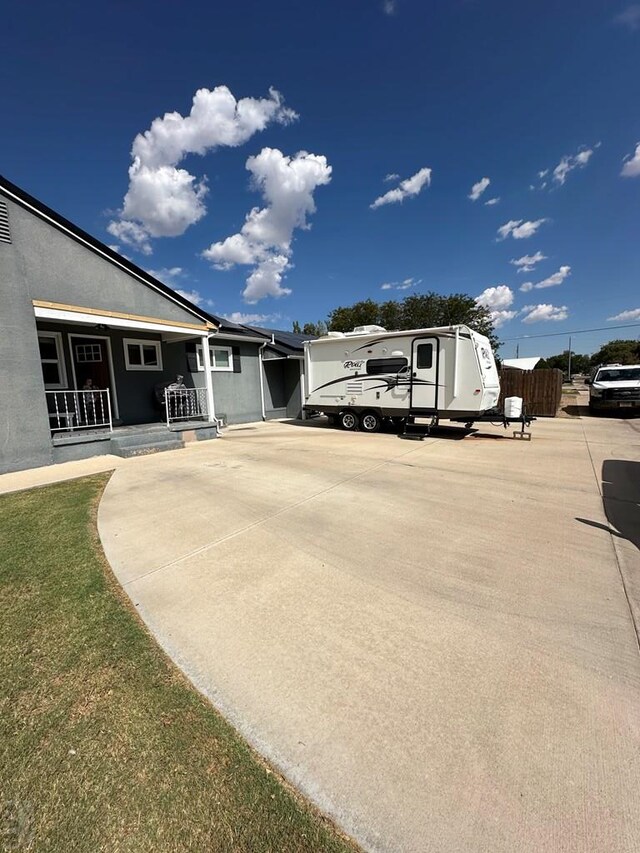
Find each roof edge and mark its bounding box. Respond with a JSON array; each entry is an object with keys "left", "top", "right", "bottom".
[{"left": 0, "top": 174, "right": 217, "bottom": 330}]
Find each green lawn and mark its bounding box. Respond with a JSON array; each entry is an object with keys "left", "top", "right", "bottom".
[{"left": 0, "top": 475, "right": 357, "bottom": 852}]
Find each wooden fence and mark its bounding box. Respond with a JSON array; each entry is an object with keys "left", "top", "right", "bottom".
[{"left": 498, "top": 368, "right": 563, "bottom": 417}]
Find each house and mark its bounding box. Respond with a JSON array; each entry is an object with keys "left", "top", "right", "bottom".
[
  {"left": 245, "top": 326, "right": 312, "bottom": 420},
  {"left": 0, "top": 175, "right": 271, "bottom": 474}
]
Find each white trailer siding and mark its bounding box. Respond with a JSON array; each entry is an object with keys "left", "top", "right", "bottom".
[{"left": 304, "top": 325, "right": 499, "bottom": 420}]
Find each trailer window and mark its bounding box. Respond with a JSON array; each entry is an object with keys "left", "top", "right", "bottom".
[
  {"left": 366, "top": 357, "right": 408, "bottom": 375},
  {"left": 416, "top": 343, "right": 433, "bottom": 369}
]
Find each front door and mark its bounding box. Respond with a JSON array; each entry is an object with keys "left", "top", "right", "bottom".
[
  {"left": 410, "top": 336, "right": 438, "bottom": 412},
  {"left": 72, "top": 337, "right": 111, "bottom": 391}
]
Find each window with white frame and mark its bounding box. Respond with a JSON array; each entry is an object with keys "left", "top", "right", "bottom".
[
  {"left": 123, "top": 338, "right": 163, "bottom": 371},
  {"left": 195, "top": 344, "right": 234, "bottom": 372},
  {"left": 75, "top": 343, "right": 103, "bottom": 363},
  {"left": 38, "top": 332, "right": 67, "bottom": 389}
]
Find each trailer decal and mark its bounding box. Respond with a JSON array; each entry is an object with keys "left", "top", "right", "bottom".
[
  {"left": 312, "top": 374, "right": 438, "bottom": 394},
  {"left": 350, "top": 330, "right": 471, "bottom": 352}
]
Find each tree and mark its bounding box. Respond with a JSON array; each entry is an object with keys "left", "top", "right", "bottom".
[
  {"left": 590, "top": 339, "right": 640, "bottom": 367},
  {"left": 292, "top": 320, "right": 327, "bottom": 336},
  {"left": 327, "top": 292, "right": 498, "bottom": 349},
  {"left": 542, "top": 350, "right": 590, "bottom": 375},
  {"left": 302, "top": 321, "right": 327, "bottom": 336}
]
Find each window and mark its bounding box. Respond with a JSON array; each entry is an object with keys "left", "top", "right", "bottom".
[
  {"left": 366, "top": 357, "right": 408, "bottom": 375},
  {"left": 416, "top": 343, "right": 433, "bottom": 370},
  {"left": 196, "top": 344, "right": 234, "bottom": 372},
  {"left": 75, "top": 343, "right": 102, "bottom": 363},
  {"left": 123, "top": 338, "right": 162, "bottom": 371},
  {"left": 596, "top": 368, "right": 640, "bottom": 382},
  {"left": 38, "top": 332, "right": 67, "bottom": 389}
]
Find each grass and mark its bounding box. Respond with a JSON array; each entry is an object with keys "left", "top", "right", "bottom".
[{"left": 0, "top": 475, "right": 357, "bottom": 852}]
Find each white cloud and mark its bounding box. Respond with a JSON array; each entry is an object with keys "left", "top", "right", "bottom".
[
  {"left": 519, "top": 265, "right": 571, "bottom": 293},
  {"left": 489, "top": 310, "right": 518, "bottom": 328},
  {"left": 520, "top": 303, "right": 568, "bottom": 323},
  {"left": 475, "top": 285, "right": 514, "bottom": 310},
  {"left": 384, "top": 173, "right": 400, "bottom": 182},
  {"left": 533, "top": 144, "right": 599, "bottom": 189},
  {"left": 614, "top": 5, "right": 640, "bottom": 30},
  {"left": 106, "top": 219, "right": 153, "bottom": 255},
  {"left": 484, "top": 197, "right": 500, "bottom": 206},
  {"left": 468, "top": 177, "right": 490, "bottom": 201},
  {"left": 475, "top": 285, "right": 516, "bottom": 327},
  {"left": 370, "top": 167, "right": 432, "bottom": 209},
  {"left": 607, "top": 307, "right": 640, "bottom": 321},
  {"left": 243, "top": 254, "right": 291, "bottom": 302},
  {"left": 203, "top": 147, "right": 332, "bottom": 302},
  {"left": 147, "top": 266, "right": 185, "bottom": 285},
  {"left": 621, "top": 142, "right": 640, "bottom": 177},
  {"left": 108, "top": 86, "right": 297, "bottom": 252},
  {"left": 380, "top": 277, "right": 420, "bottom": 291},
  {"left": 510, "top": 251, "right": 547, "bottom": 273},
  {"left": 221, "top": 311, "right": 280, "bottom": 325},
  {"left": 497, "top": 218, "right": 548, "bottom": 240},
  {"left": 383, "top": 0, "right": 396, "bottom": 14},
  {"left": 175, "top": 289, "right": 203, "bottom": 306}
]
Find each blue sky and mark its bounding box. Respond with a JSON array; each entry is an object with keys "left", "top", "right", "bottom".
[{"left": 1, "top": 0, "right": 639, "bottom": 356}]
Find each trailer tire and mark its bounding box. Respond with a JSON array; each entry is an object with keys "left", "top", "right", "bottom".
[
  {"left": 360, "top": 411, "right": 381, "bottom": 433},
  {"left": 339, "top": 410, "right": 359, "bottom": 431}
]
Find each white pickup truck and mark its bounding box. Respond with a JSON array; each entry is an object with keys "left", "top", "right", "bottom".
[{"left": 587, "top": 363, "right": 640, "bottom": 414}]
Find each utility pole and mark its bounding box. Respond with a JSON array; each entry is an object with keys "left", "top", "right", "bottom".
[
  {"left": 567, "top": 335, "right": 572, "bottom": 381},
  {"left": 516, "top": 343, "right": 519, "bottom": 358}
]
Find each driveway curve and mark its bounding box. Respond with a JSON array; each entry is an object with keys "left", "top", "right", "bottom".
[{"left": 98, "top": 418, "right": 640, "bottom": 853}]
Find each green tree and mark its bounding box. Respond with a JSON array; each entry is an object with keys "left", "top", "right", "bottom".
[
  {"left": 327, "top": 292, "right": 498, "bottom": 349},
  {"left": 590, "top": 339, "right": 640, "bottom": 367},
  {"left": 302, "top": 321, "right": 328, "bottom": 336},
  {"left": 292, "top": 320, "right": 301, "bottom": 334},
  {"left": 542, "top": 350, "right": 590, "bottom": 375},
  {"left": 328, "top": 299, "right": 380, "bottom": 332}
]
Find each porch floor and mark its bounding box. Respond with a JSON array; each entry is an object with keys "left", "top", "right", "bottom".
[{"left": 52, "top": 420, "right": 214, "bottom": 446}]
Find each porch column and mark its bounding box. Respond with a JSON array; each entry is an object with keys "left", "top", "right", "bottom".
[
  {"left": 299, "top": 359, "right": 306, "bottom": 420},
  {"left": 200, "top": 334, "right": 217, "bottom": 422}
]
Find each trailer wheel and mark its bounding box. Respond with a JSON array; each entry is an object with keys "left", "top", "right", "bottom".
[
  {"left": 339, "top": 410, "right": 358, "bottom": 431},
  {"left": 360, "top": 411, "right": 381, "bottom": 433}
]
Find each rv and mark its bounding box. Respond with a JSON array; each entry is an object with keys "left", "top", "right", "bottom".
[{"left": 303, "top": 324, "right": 500, "bottom": 431}]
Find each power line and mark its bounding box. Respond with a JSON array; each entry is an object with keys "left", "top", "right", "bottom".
[{"left": 500, "top": 322, "right": 640, "bottom": 342}]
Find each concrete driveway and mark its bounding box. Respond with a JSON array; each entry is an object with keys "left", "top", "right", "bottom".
[{"left": 98, "top": 414, "right": 640, "bottom": 853}]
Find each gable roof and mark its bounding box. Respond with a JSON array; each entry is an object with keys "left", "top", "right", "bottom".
[{"left": 0, "top": 173, "right": 216, "bottom": 329}]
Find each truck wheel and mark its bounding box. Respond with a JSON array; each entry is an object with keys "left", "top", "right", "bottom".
[
  {"left": 339, "top": 410, "right": 358, "bottom": 431},
  {"left": 360, "top": 411, "right": 381, "bottom": 433}
]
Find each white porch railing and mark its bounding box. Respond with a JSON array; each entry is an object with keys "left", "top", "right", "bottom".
[
  {"left": 165, "top": 387, "right": 208, "bottom": 426},
  {"left": 46, "top": 389, "right": 113, "bottom": 432}
]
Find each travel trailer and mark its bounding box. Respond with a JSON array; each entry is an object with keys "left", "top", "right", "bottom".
[{"left": 303, "top": 324, "right": 500, "bottom": 431}]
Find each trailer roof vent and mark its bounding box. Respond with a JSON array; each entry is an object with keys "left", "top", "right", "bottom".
[
  {"left": 326, "top": 331, "right": 345, "bottom": 338},
  {"left": 0, "top": 200, "right": 11, "bottom": 244}
]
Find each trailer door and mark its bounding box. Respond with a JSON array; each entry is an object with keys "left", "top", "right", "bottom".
[{"left": 410, "top": 337, "right": 438, "bottom": 412}]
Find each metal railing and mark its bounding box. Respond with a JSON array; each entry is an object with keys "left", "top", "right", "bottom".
[
  {"left": 46, "top": 389, "right": 113, "bottom": 432},
  {"left": 165, "top": 387, "right": 208, "bottom": 426}
]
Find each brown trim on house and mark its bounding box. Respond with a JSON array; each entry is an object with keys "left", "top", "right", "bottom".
[{"left": 32, "top": 300, "right": 215, "bottom": 332}]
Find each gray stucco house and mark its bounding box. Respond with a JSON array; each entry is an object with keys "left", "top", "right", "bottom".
[
  {"left": 247, "top": 326, "right": 311, "bottom": 421},
  {"left": 0, "top": 175, "right": 283, "bottom": 474}
]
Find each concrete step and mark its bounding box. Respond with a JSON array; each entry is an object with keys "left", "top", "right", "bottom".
[
  {"left": 110, "top": 430, "right": 178, "bottom": 450},
  {"left": 110, "top": 438, "right": 184, "bottom": 458}
]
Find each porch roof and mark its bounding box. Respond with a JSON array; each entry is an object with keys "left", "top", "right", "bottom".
[{"left": 33, "top": 300, "right": 212, "bottom": 338}]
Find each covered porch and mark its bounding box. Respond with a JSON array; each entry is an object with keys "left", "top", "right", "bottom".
[{"left": 34, "top": 300, "right": 220, "bottom": 459}]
